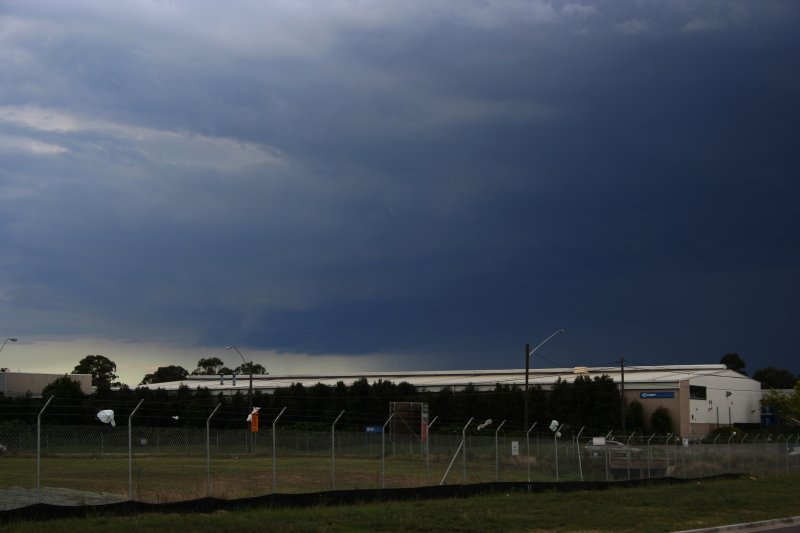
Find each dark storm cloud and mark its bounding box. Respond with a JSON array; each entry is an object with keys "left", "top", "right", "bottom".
[{"left": 1, "top": 1, "right": 799, "bottom": 377}]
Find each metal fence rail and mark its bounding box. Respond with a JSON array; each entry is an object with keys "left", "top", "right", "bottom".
[{"left": 1, "top": 423, "right": 798, "bottom": 510}]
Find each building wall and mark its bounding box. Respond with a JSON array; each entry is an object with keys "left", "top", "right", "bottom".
[
  {"left": 624, "top": 373, "right": 762, "bottom": 437},
  {"left": 623, "top": 384, "right": 684, "bottom": 435},
  {"left": 0, "top": 372, "right": 92, "bottom": 397},
  {"left": 687, "top": 373, "right": 762, "bottom": 428}
]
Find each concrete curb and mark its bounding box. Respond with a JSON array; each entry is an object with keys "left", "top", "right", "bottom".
[{"left": 674, "top": 515, "right": 800, "bottom": 533}]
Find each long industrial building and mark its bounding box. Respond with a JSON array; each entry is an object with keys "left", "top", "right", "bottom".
[{"left": 150, "top": 363, "right": 763, "bottom": 437}]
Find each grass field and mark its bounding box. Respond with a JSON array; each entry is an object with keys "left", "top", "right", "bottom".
[
  {"left": 1, "top": 452, "right": 571, "bottom": 503},
  {"left": 3, "top": 475, "right": 800, "bottom": 532},
  {"left": 5, "top": 426, "right": 796, "bottom": 505}
]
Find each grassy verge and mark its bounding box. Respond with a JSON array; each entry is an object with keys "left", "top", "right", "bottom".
[
  {"left": 4, "top": 475, "right": 800, "bottom": 532},
  {"left": 1, "top": 454, "right": 563, "bottom": 501}
]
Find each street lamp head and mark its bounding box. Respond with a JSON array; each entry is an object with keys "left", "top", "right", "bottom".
[
  {"left": 8, "top": 338, "right": 17, "bottom": 342},
  {"left": 225, "top": 345, "right": 247, "bottom": 367}
]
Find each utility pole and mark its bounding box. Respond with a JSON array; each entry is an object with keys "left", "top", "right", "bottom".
[
  {"left": 227, "top": 345, "right": 259, "bottom": 454},
  {"left": 620, "top": 356, "right": 626, "bottom": 432},
  {"left": 524, "top": 343, "right": 531, "bottom": 435},
  {"left": 524, "top": 330, "right": 565, "bottom": 437}
]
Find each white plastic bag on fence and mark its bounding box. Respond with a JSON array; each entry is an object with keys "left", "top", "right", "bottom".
[{"left": 97, "top": 409, "right": 116, "bottom": 426}]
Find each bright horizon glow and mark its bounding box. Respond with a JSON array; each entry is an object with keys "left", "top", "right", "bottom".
[{"left": 2, "top": 337, "right": 419, "bottom": 387}]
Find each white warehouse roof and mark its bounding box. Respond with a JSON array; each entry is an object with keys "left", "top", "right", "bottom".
[{"left": 147, "top": 364, "right": 757, "bottom": 394}]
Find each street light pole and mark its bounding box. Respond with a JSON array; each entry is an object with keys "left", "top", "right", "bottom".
[
  {"left": 226, "top": 345, "right": 253, "bottom": 409},
  {"left": 524, "top": 329, "right": 565, "bottom": 437},
  {"left": 227, "top": 345, "right": 255, "bottom": 454},
  {"left": 0, "top": 338, "right": 18, "bottom": 372},
  {"left": 0, "top": 337, "right": 18, "bottom": 354}
]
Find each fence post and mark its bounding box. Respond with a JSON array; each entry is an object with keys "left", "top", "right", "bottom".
[
  {"left": 554, "top": 423, "right": 564, "bottom": 482},
  {"left": 680, "top": 436, "right": 686, "bottom": 478},
  {"left": 426, "top": 415, "right": 438, "bottom": 482},
  {"left": 206, "top": 403, "right": 221, "bottom": 497},
  {"left": 646, "top": 434, "right": 655, "bottom": 478},
  {"left": 740, "top": 433, "right": 748, "bottom": 474},
  {"left": 331, "top": 410, "right": 345, "bottom": 490},
  {"left": 626, "top": 432, "right": 635, "bottom": 480},
  {"left": 272, "top": 407, "right": 286, "bottom": 492},
  {"left": 128, "top": 399, "right": 144, "bottom": 500},
  {"left": 439, "top": 418, "right": 473, "bottom": 486},
  {"left": 495, "top": 420, "right": 506, "bottom": 481},
  {"left": 797, "top": 434, "right": 800, "bottom": 473},
  {"left": 526, "top": 422, "right": 537, "bottom": 483},
  {"left": 440, "top": 439, "right": 464, "bottom": 485},
  {"left": 575, "top": 426, "right": 585, "bottom": 482},
  {"left": 36, "top": 395, "right": 54, "bottom": 503},
  {"left": 462, "top": 417, "right": 474, "bottom": 484},
  {"left": 382, "top": 413, "right": 395, "bottom": 488},
  {"left": 727, "top": 431, "right": 736, "bottom": 473}
]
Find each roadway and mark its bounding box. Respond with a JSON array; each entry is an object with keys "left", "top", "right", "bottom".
[{"left": 674, "top": 516, "right": 800, "bottom": 533}]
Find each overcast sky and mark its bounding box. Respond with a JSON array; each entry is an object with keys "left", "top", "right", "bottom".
[{"left": 1, "top": 0, "right": 798, "bottom": 386}]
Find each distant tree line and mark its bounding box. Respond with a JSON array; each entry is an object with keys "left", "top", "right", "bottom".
[
  {"left": 2, "top": 370, "right": 669, "bottom": 435},
  {"left": 718, "top": 353, "right": 798, "bottom": 389},
  {"left": 140, "top": 357, "right": 268, "bottom": 385}
]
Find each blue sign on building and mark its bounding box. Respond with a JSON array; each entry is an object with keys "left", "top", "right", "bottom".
[
  {"left": 365, "top": 426, "right": 383, "bottom": 433},
  {"left": 640, "top": 392, "right": 675, "bottom": 399}
]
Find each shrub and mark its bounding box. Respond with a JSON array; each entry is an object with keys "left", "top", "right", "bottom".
[
  {"left": 650, "top": 406, "right": 673, "bottom": 434},
  {"left": 625, "top": 399, "right": 646, "bottom": 433}
]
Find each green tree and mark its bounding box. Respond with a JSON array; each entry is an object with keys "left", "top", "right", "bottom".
[
  {"left": 547, "top": 378, "right": 574, "bottom": 426},
  {"left": 753, "top": 367, "right": 798, "bottom": 389},
  {"left": 307, "top": 382, "right": 333, "bottom": 414},
  {"left": 491, "top": 383, "right": 520, "bottom": 424},
  {"left": 527, "top": 384, "right": 547, "bottom": 426},
  {"left": 192, "top": 357, "right": 229, "bottom": 375},
  {"left": 72, "top": 355, "right": 119, "bottom": 388},
  {"left": 42, "top": 375, "right": 86, "bottom": 399},
  {"left": 546, "top": 375, "right": 620, "bottom": 431},
  {"left": 234, "top": 362, "right": 267, "bottom": 375},
  {"left": 427, "top": 386, "right": 454, "bottom": 425},
  {"left": 395, "top": 381, "right": 417, "bottom": 400},
  {"left": 140, "top": 365, "right": 189, "bottom": 385},
  {"left": 720, "top": 353, "right": 747, "bottom": 375},
  {"left": 587, "top": 375, "right": 621, "bottom": 430},
  {"left": 625, "top": 399, "right": 646, "bottom": 433},
  {"left": 762, "top": 382, "right": 800, "bottom": 424},
  {"left": 347, "top": 377, "right": 372, "bottom": 415},
  {"left": 650, "top": 406, "right": 673, "bottom": 434}
]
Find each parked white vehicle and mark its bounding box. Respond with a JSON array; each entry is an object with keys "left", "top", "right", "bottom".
[{"left": 584, "top": 438, "right": 642, "bottom": 457}]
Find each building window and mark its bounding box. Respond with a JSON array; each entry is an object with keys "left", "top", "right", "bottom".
[{"left": 690, "top": 385, "right": 707, "bottom": 400}]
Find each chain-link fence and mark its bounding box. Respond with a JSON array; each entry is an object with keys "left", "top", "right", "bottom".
[{"left": 1, "top": 422, "right": 798, "bottom": 510}]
